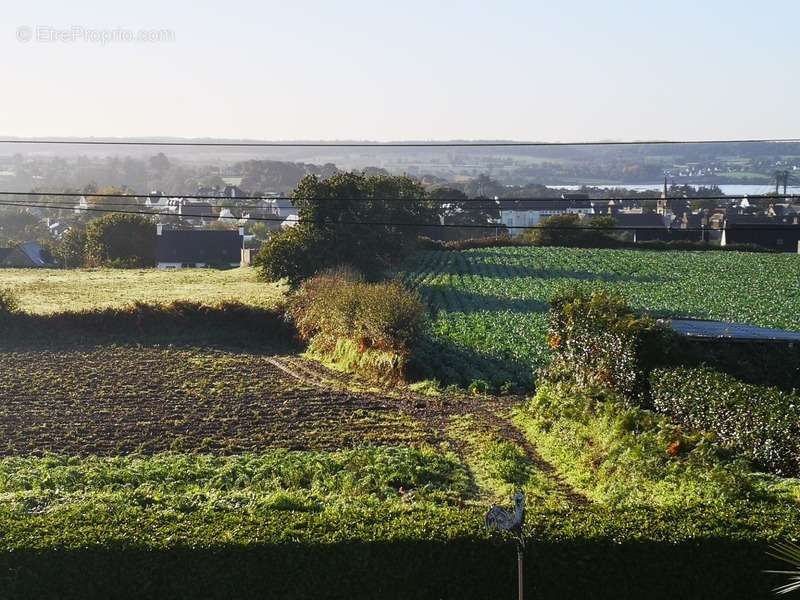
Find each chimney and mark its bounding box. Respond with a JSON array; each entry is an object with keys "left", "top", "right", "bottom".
[{"left": 157, "top": 223, "right": 163, "bottom": 236}]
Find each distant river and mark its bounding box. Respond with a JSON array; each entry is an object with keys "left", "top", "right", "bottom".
[{"left": 549, "top": 184, "right": 800, "bottom": 196}]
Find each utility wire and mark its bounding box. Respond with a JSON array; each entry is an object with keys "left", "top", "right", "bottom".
[
  {"left": 1, "top": 190, "right": 799, "bottom": 206},
  {"left": 0, "top": 199, "right": 795, "bottom": 232},
  {"left": 1, "top": 138, "right": 800, "bottom": 148}
]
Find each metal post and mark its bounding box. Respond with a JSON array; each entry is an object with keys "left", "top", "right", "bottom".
[{"left": 517, "top": 542, "right": 524, "bottom": 600}]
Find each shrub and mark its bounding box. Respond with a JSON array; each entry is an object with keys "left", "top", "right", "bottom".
[
  {"left": 520, "top": 381, "right": 752, "bottom": 506},
  {"left": 649, "top": 367, "right": 800, "bottom": 476},
  {"left": 254, "top": 225, "right": 332, "bottom": 284},
  {"left": 288, "top": 270, "right": 426, "bottom": 381},
  {"left": 416, "top": 235, "right": 525, "bottom": 251},
  {"left": 546, "top": 287, "right": 664, "bottom": 402},
  {"left": 468, "top": 379, "right": 491, "bottom": 395},
  {"left": 0, "top": 289, "right": 19, "bottom": 316},
  {"left": 53, "top": 227, "right": 87, "bottom": 268},
  {"left": 84, "top": 214, "right": 155, "bottom": 267},
  {"left": 519, "top": 214, "right": 622, "bottom": 248}
]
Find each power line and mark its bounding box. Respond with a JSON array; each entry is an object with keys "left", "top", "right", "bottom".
[
  {"left": 0, "top": 199, "right": 795, "bottom": 232},
  {"left": 2, "top": 190, "right": 799, "bottom": 206},
  {"left": 1, "top": 138, "right": 800, "bottom": 148}
]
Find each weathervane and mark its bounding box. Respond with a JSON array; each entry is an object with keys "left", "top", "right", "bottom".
[{"left": 486, "top": 491, "right": 526, "bottom": 600}]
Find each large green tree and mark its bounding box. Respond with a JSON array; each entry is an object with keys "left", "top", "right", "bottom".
[
  {"left": 54, "top": 227, "right": 87, "bottom": 268},
  {"left": 256, "top": 173, "right": 435, "bottom": 283},
  {"left": 84, "top": 214, "right": 156, "bottom": 267}
]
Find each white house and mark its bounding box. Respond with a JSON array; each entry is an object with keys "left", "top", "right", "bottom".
[{"left": 499, "top": 194, "right": 593, "bottom": 236}]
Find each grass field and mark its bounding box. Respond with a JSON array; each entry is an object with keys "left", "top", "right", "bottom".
[
  {"left": 1, "top": 261, "right": 800, "bottom": 597},
  {"left": 400, "top": 246, "right": 800, "bottom": 387},
  {"left": 0, "top": 267, "right": 284, "bottom": 314}
]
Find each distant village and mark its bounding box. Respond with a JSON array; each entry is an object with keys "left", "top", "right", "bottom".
[
  {"left": 499, "top": 178, "right": 800, "bottom": 251},
  {"left": 0, "top": 161, "right": 798, "bottom": 269}
]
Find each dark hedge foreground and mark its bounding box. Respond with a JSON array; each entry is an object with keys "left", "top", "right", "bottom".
[
  {"left": 0, "top": 538, "right": 789, "bottom": 600},
  {"left": 0, "top": 503, "right": 797, "bottom": 599}
]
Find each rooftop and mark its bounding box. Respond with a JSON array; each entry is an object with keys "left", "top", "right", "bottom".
[{"left": 666, "top": 319, "right": 800, "bottom": 342}]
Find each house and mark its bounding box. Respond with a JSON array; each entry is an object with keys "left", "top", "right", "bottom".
[
  {"left": 2, "top": 242, "right": 51, "bottom": 267},
  {"left": 177, "top": 201, "right": 215, "bottom": 220},
  {"left": 155, "top": 226, "right": 244, "bottom": 269},
  {"left": 721, "top": 214, "right": 800, "bottom": 251},
  {"left": 608, "top": 213, "right": 668, "bottom": 242},
  {"left": 499, "top": 194, "right": 593, "bottom": 236}
]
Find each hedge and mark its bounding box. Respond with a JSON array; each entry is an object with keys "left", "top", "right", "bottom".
[
  {"left": 0, "top": 301, "right": 298, "bottom": 349},
  {"left": 545, "top": 287, "right": 663, "bottom": 402},
  {"left": 650, "top": 367, "right": 800, "bottom": 476},
  {"left": 0, "top": 503, "right": 797, "bottom": 599}
]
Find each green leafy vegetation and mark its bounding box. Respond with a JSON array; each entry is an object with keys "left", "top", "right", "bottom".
[
  {"left": 255, "top": 172, "right": 435, "bottom": 283},
  {"left": 1, "top": 252, "right": 799, "bottom": 598},
  {"left": 84, "top": 213, "right": 156, "bottom": 268},
  {"left": 0, "top": 288, "right": 18, "bottom": 316},
  {"left": 650, "top": 367, "right": 800, "bottom": 475},
  {"left": 400, "top": 246, "right": 800, "bottom": 387},
  {"left": 289, "top": 268, "right": 426, "bottom": 381},
  {"left": 514, "top": 381, "right": 787, "bottom": 507}
]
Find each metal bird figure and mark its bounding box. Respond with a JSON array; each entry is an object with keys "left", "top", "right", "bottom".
[{"left": 485, "top": 491, "right": 525, "bottom": 534}]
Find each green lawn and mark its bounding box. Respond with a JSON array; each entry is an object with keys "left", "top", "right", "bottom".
[{"left": 0, "top": 267, "right": 285, "bottom": 314}]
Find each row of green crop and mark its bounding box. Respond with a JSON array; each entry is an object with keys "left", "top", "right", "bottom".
[{"left": 399, "top": 247, "right": 800, "bottom": 387}]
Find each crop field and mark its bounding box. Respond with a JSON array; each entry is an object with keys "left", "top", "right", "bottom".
[
  {"left": 0, "top": 267, "right": 284, "bottom": 313},
  {"left": 400, "top": 247, "right": 800, "bottom": 386},
  {"left": 1, "top": 265, "right": 799, "bottom": 598}
]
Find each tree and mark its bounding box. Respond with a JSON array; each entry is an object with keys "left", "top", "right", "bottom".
[
  {"left": 520, "top": 214, "right": 618, "bottom": 248},
  {"left": 148, "top": 153, "right": 171, "bottom": 175},
  {"left": 424, "top": 187, "right": 500, "bottom": 240},
  {"left": 84, "top": 214, "right": 155, "bottom": 267},
  {"left": 0, "top": 208, "right": 47, "bottom": 245},
  {"left": 255, "top": 173, "right": 435, "bottom": 283},
  {"left": 54, "top": 227, "right": 87, "bottom": 268}
]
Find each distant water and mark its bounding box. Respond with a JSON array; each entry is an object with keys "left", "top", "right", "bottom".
[{"left": 549, "top": 184, "right": 800, "bottom": 196}]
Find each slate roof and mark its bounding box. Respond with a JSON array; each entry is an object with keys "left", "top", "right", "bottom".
[
  {"left": 498, "top": 199, "right": 592, "bottom": 211},
  {"left": 666, "top": 319, "right": 800, "bottom": 342},
  {"left": 156, "top": 230, "right": 242, "bottom": 264},
  {"left": 609, "top": 213, "right": 665, "bottom": 229}
]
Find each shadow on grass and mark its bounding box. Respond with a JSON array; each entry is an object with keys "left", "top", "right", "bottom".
[
  {"left": 0, "top": 539, "right": 784, "bottom": 600},
  {"left": 409, "top": 332, "right": 536, "bottom": 391},
  {"left": 417, "top": 286, "right": 550, "bottom": 315}
]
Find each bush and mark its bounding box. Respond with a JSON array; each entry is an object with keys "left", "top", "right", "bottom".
[
  {"left": 288, "top": 269, "right": 426, "bottom": 381},
  {"left": 649, "top": 367, "right": 800, "bottom": 476},
  {"left": 84, "top": 214, "right": 155, "bottom": 267},
  {"left": 546, "top": 287, "right": 664, "bottom": 402},
  {"left": 416, "top": 235, "right": 525, "bottom": 251},
  {"left": 519, "top": 214, "right": 622, "bottom": 248},
  {"left": 254, "top": 225, "right": 332, "bottom": 284},
  {"left": 0, "top": 289, "right": 18, "bottom": 316}
]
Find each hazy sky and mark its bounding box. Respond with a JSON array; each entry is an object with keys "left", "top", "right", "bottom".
[{"left": 2, "top": 0, "right": 798, "bottom": 141}]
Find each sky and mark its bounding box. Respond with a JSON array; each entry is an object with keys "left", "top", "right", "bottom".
[{"left": 1, "top": 0, "right": 798, "bottom": 142}]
